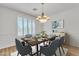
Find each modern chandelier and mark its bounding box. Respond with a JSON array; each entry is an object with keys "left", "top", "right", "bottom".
[{"left": 36, "top": 3, "right": 50, "bottom": 23}]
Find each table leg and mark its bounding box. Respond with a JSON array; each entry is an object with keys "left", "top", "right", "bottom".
[{"left": 36, "top": 44, "right": 39, "bottom": 56}]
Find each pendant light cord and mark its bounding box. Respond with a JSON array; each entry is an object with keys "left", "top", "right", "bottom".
[{"left": 42, "top": 3, "right": 44, "bottom": 16}]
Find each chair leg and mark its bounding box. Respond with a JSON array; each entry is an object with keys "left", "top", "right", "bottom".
[
  {"left": 55, "top": 53, "right": 57, "bottom": 56},
  {"left": 30, "top": 51, "right": 33, "bottom": 56},
  {"left": 61, "top": 46, "right": 65, "bottom": 54},
  {"left": 59, "top": 47, "right": 62, "bottom": 56},
  {"left": 40, "top": 52, "right": 41, "bottom": 56},
  {"left": 17, "top": 52, "right": 19, "bottom": 56}
]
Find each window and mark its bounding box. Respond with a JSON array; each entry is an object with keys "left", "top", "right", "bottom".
[{"left": 17, "top": 16, "right": 35, "bottom": 36}]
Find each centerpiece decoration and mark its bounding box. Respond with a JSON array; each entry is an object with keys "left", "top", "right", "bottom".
[{"left": 35, "top": 31, "right": 48, "bottom": 39}]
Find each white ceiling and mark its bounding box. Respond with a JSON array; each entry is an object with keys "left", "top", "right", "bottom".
[{"left": 0, "top": 3, "right": 79, "bottom": 17}]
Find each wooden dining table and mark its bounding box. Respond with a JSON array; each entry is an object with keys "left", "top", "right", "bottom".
[{"left": 22, "top": 37, "right": 49, "bottom": 56}]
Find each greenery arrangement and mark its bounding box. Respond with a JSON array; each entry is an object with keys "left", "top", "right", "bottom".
[{"left": 35, "top": 31, "right": 48, "bottom": 39}]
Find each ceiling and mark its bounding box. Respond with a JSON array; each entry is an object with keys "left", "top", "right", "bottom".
[{"left": 0, "top": 3, "right": 79, "bottom": 17}]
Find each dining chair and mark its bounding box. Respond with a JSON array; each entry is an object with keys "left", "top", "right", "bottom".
[
  {"left": 42, "top": 35, "right": 57, "bottom": 46},
  {"left": 49, "top": 35, "right": 57, "bottom": 44},
  {"left": 15, "top": 38, "right": 32, "bottom": 56},
  {"left": 21, "top": 34, "right": 32, "bottom": 46},
  {"left": 58, "top": 36, "right": 65, "bottom": 56},
  {"left": 40, "top": 39, "right": 59, "bottom": 56},
  {"left": 25, "top": 34, "right": 32, "bottom": 38}
]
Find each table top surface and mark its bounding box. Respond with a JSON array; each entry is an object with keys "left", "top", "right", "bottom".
[{"left": 22, "top": 38, "right": 49, "bottom": 46}]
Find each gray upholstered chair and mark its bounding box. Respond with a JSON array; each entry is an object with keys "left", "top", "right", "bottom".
[
  {"left": 15, "top": 38, "right": 32, "bottom": 56},
  {"left": 40, "top": 39, "right": 59, "bottom": 56},
  {"left": 58, "top": 36, "right": 65, "bottom": 55},
  {"left": 49, "top": 35, "right": 57, "bottom": 44}
]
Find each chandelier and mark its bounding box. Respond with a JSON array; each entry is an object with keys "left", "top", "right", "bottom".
[{"left": 36, "top": 3, "right": 50, "bottom": 23}]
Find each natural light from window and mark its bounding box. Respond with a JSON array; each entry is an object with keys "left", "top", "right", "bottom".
[{"left": 17, "top": 16, "right": 35, "bottom": 36}]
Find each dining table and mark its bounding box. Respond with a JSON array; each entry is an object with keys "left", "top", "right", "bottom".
[{"left": 21, "top": 37, "right": 50, "bottom": 56}]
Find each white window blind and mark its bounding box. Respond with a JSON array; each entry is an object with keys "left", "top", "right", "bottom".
[{"left": 17, "top": 16, "right": 35, "bottom": 36}]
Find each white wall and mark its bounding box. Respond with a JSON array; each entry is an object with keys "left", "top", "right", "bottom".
[
  {"left": 35, "top": 20, "right": 43, "bottom": 33},
  {"left": 44, "top": 7, "right": 79, "bottom": 47},
  {"left": 0, "top": 6, "right": 43, "bottom": 49}
]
